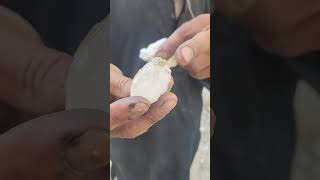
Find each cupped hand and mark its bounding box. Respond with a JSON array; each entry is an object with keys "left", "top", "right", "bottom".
[{"left": 109, "top": 64, "right": 177, "bottom": 138}]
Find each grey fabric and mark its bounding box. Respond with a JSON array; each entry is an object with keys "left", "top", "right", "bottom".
[
  {"left": 66, "top": 17, "right": 109, "bottom": 112},
  {"left": 110, "top": 0, "right": 210, "bottom": 180},
  {"left": 292, "top": 80, "right": 320, "bottom": 180}
]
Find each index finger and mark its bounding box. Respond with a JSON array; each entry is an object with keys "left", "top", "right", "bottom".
[{"left": 155, "top": 14, "right": 210, "bottom": 59}]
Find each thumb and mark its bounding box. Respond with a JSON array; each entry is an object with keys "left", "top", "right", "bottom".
[
  {"left": 175, "top": 29, "right": 210, "bottom": 66},
  {"left": 110, "top": 64, "right": 132, "bottom": 98}
]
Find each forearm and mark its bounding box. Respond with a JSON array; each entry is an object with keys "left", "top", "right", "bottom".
[{"left": 0, "top": 6, "right": 72, "bottom": 115}]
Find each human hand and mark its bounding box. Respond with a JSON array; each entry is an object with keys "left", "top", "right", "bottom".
[
  {"left": 110, "top": 64, "right": 177, "bottom": 138},
  {"left": 156, "top": 14, "right": 210, "bottom": 80},
  {"left": 0, "top": 6, "right": 71, "bottom": 115},
  {"left": 0, "top": 109, "right": 108, "bottom": 179}
]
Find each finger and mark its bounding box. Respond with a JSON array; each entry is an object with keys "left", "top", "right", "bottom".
[
  {"left": 110, "top": 64, "right": 132, "bottom": 98},
  {"left": 155, "top": 14, "right": 210, "bottom": 59},
  {"left": 189, "top": 66, "right": 210, "bottom": 80},
  {"left": 175, "top": 30, "right": 210, "bottom": 67},
  {"left": 64, "top": 129, "right": 108, "bottom": 174},
  {"left": 110, "top": 63, "right": 123, "bottom": 74},
  {"left": 140, "top": 92, "right": 177, "bottom": 126},
  {"left": 110, "top": 96, "right": 150, "bottom": 130},
  {"left": 111, "top": 92, "right": 177, "bottom": 139},
  {"left": 183, "top": 53, "right": 210, "bottom": 74}
]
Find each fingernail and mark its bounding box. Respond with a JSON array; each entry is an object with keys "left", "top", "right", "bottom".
[
  {"left": 180, "top": 46, "right": 194, "bottom": 65},
  {"left": 160, "top": 100, "right": 177, "bottom": 112},
  {"left": 131, "top": 102, "right": 149, "bottom": 115}
]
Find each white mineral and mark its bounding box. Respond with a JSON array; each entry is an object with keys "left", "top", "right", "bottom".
[
  {"left": 139, "top": 38, "right": 167, "bottom": 61},
  {"left": 130, "top": 57, "right": 172, "bottom": 104},
  {"left": 139, "top": 38, "right": 177, "bottom": 68}
]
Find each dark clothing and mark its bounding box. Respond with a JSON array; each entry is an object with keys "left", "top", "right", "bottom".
[
  {"left": 110, "top": 0, "right": 210, "bottom": 180},
  {"left": 212, "top": 13, "right": 320, "bottom": 180},
  {"left": 1, "top": 0, "right": 108, "bottom": 54}
]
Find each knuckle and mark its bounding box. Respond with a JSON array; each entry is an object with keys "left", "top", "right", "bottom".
[
  {"left": 157, "top": 46, "right": 170, "bottom": 57},
  {"left": 193, "top": 32, "right": 209, "bottom": 47},
  {"left": 116, "top": 77, "right": 130, "bottom": 96},
  {"left": 157, "top": 106, "right": 168, "bottom": 119},
  {"left": 176, "top": 24, "right": 191, "bottom": 40},
  {"left": 145, "top": 115, "right": 158, "bottom": 125},
  {"left": 189, "top": 64, "right": 200, "bottom": 73}
]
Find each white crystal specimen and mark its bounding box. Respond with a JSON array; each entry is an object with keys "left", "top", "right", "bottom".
[
  {"left": 139, "top": 38, "right": 168, "bottom": 61},
  {"left": 130, "top": 57, "right": 172, "bottom": 104},
  {"left": 139, "top": 38, "right": 177, "bottom": 68}
]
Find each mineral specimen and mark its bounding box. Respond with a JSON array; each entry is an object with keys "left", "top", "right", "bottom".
[
  {"left": 130, "top": 57, "right": 172, "bottom": 104},
  {"left": 130, "top": 38, "right": 177, "bottom": 103}
]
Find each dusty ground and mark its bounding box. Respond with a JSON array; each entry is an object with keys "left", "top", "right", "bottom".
[{"left": 110, "top": 88, "right": 211, "bottom": 180}]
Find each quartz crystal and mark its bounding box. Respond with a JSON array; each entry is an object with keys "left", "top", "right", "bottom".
[
  {"left": 130, "top": 57, "right": 172, "bottom": 103},
  {"left": 139, "top": 38, "right": 177, "bottom": 68},
  {"left": 139, "top": 38, "right": 167, "bottom": 61},
  {"left": 131, "top": 38, "right": 178, "bottom": 103}
]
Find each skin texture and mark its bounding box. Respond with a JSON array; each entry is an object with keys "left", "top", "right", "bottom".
[
  {"left": 156, "top": 14, "right": 210, "bottom": 80},
  {"left": 0, "top": 6, "right": 105, "bottom": 179},
  {"left": 0, "top": 6, "right": 71, "bottom": 116},
  {"left": 214, "top": 0, "right": 320, "bottom": 57},
  {"left": 110, "top": 64, "right": 177, "bottom": 139},
  {"left": 0, "top": 109, "right": 108, "bottom": 180}
]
